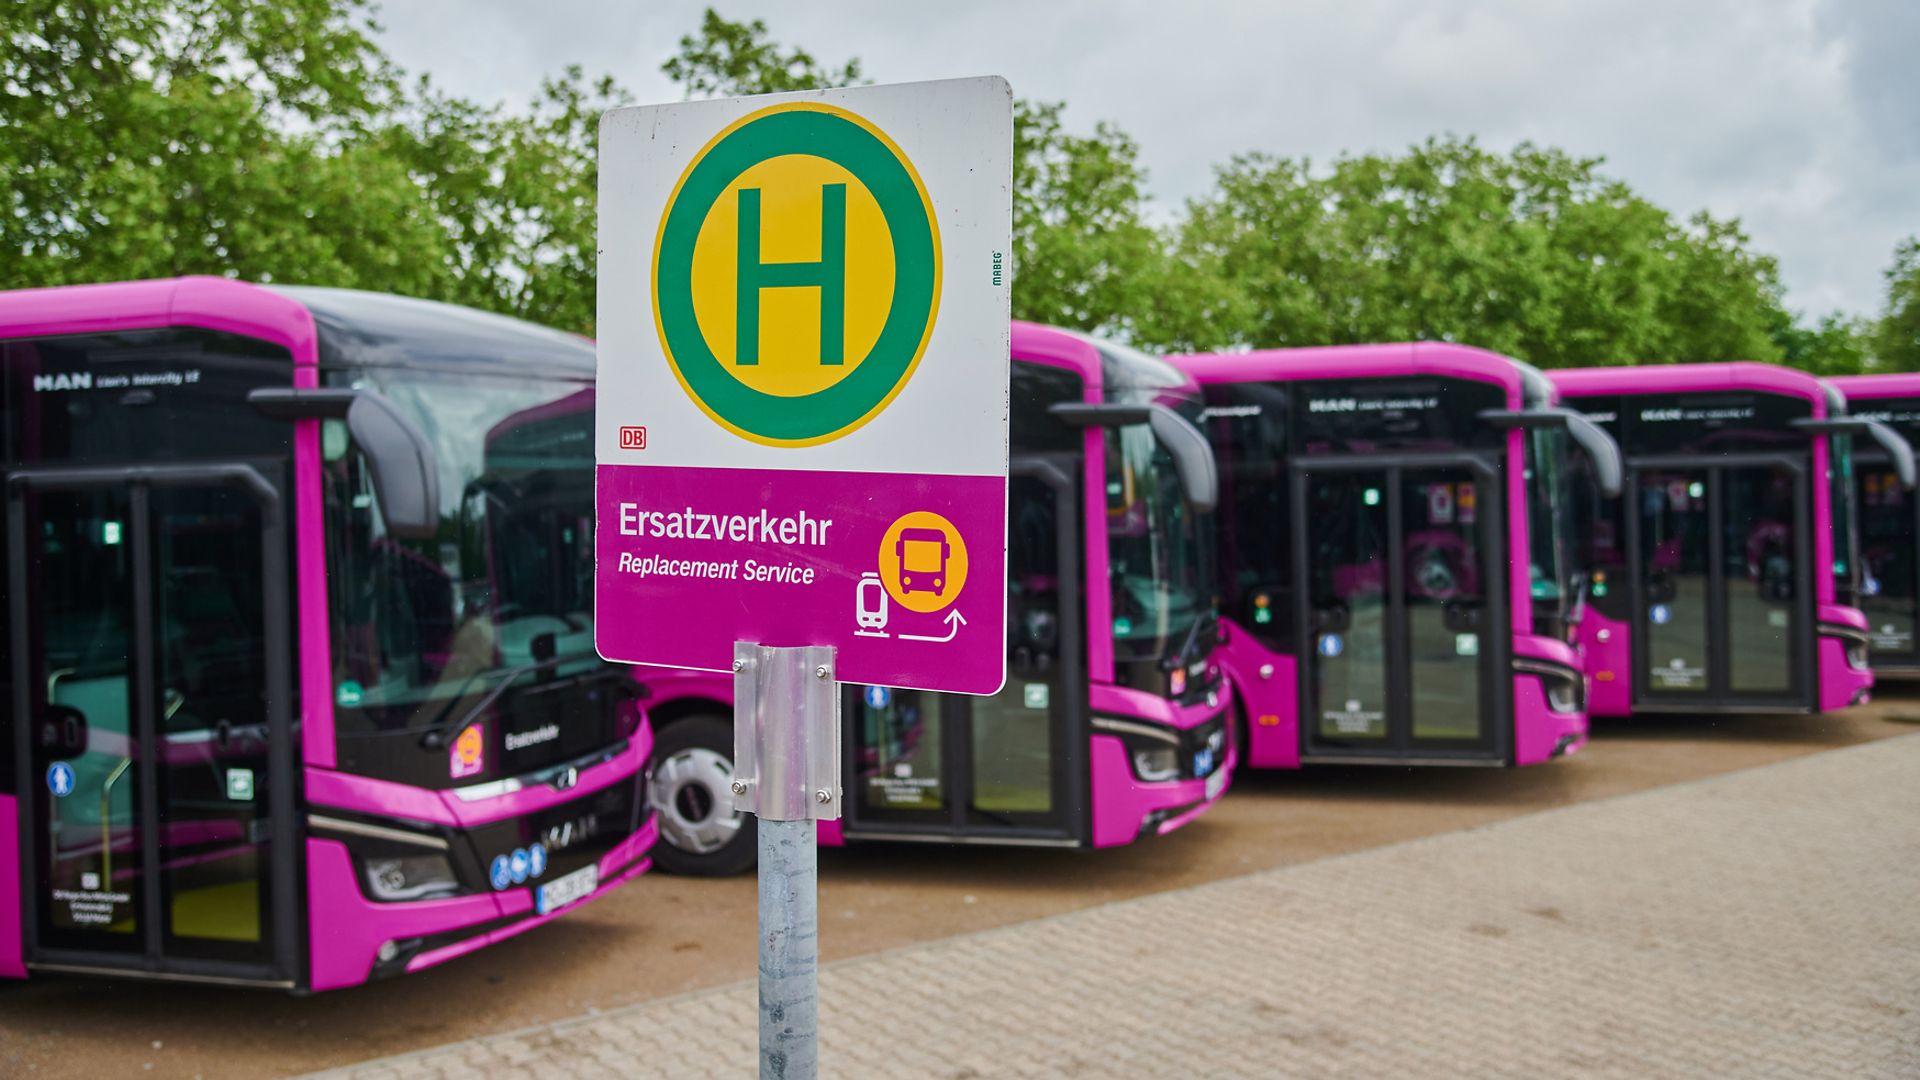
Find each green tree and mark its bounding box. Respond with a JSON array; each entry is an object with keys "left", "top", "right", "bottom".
[
  {"left": 658, "top": 10, "right": 1166, "bottom": 338},
  {"left": 1875, "top": 238, "right": 1920, "bottom": 372},
  {"left": 1162, "top": 138, "right": 1793, "bottom": 367},
  {"left": 663, "top": 8, "right": 864, "bottom": 98},
  {"left": 0, "top": 0, "right": 452, "bottom": 293},
  {"left": 1769, "top": 309, "right": 1872, "bottom": 375},
  {"left": 386, "top": 67, "right": 628, "bottom": 332}
]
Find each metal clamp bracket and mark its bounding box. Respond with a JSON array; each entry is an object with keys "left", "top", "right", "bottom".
[{"left": 731, "top": 642, "right": 841, "bottom": 821}]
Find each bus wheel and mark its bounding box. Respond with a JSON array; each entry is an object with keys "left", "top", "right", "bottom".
[{"left": 647, "top": 714, "right": 756, "bottom": 876}]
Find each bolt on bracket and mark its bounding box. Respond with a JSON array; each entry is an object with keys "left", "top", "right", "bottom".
[{"left": 732, "top": 641, "right": 842, "bottom": 821}]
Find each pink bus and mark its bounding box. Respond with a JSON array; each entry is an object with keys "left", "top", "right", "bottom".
[
  {"left": 1173, "top": 345, "right": 1621, "bottom": 768},
  {"left": 0, "top": 279, "right": 657, "bottom": 990},
  {"left": 1552, "top": 364, "right": 1912, "bottom": 716},
  {"left": 641, "top": 322, "right": 1235, "bottom": 874},
  {"left": 1824, "top": 374, "right": 1920, "bottom": 674}
]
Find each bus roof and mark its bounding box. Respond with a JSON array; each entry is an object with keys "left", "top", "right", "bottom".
[
  {"left": 269, "top": 286, "right": 594, "bottom": 377},
  {"left": 1828, "top": 373, "right": 1920, "bottom": 401},
  {"left": 1012, "top": 320, "right": 1195, "bottom": 398},
  {"left": 0, "top": 275, "right": 319, "bottom": 363},
  {"left": 1169, "top": 342, "right": 1535, "bottom": 407},
  {"left": 1550, "top": 362, "right": 1828, "bottom": 408},
  {"left": 0, "top": 277, "right": 595, "bottom": 381}
]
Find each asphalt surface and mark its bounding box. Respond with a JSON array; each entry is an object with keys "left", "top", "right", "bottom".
[{"left": 3, "top": 694, "right": 1915, "bottom": 1078}]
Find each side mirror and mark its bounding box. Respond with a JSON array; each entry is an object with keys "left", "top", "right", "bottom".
[
  {"left": 249, "top": 388, "right": 442, "bottom": 538},
  {"left": 1564, "top": 411, "right": 1625, "bottom": 499},
  {"left": 1047, "top": 399, "right": 1220, "bottom": 512},
  {"left": 1147, "top": 404, "right": 1219, "bottom": 513},
  {"left": 1478, "top": 406, "right": 1624, "bottom": 498},
  {"left": 1791, "top": 416, "right": 1917, "bottom": 490}
]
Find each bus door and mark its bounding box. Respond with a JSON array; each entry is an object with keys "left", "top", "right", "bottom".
[
  {"left": 844, "top": 458, "right": 1087, "bottom": 844},
  {"left": 8, "top": 464, "right": 298, "bottom": 986},
  {"left": 1293, "top": 456, "right": 1511, "bottom": 763},
  {"left": 1855, "top": 452, "right": 1920, "bottom": 669},
  {"left": 1626, "top": 455, "right": 1812, "bottom": 708}
]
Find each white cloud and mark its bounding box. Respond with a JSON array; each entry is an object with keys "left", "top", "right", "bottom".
[{"left": 372, "top": 0, "right": 1916, "bottom": 317}]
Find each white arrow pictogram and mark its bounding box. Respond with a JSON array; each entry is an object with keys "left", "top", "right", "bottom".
[{"left": 901, "top": 609, "right": 967, "bottom": 643}]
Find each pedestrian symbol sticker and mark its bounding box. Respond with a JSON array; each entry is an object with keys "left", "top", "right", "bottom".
[
  {"left": 864, "top": 685, "right": 892, "bottom": 709},
  {"left": 528, "top": 843, "right": 548, "bottom": 879},
  {"left": 46, "top": 761, "right": 74, "bottom": 799},
  {"left": 1319, "top": 634, "right": 1344, "bottom": 658},
  {"left": 1650, "top": 604, "right": 1672, "bottom": 625},
  {"left": 509, "top": 848, "right": 531, "bottom": 884},
  {"left": 653, "top": 101, "right": 941, "bottom": 448}
]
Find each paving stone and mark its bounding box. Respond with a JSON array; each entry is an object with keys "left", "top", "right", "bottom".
[{"left": 306, "top": 735, "right": 1920, "bottom": 1079}]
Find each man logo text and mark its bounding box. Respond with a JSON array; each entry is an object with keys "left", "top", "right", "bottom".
[{"left": 33, "top": 373, "right": 92, "bottom": 392}]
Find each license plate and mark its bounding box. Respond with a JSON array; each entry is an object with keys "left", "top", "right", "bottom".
[
  {"left": 1205, "top": 766, "right": 1227, "bottom": 802},
  {"left": 536, "top": 864, "right": 598, "bottom": 915}
]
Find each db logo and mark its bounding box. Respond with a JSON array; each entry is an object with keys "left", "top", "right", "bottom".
[{"left": 619, "top": 426, "right": 648, "bottom": 450}]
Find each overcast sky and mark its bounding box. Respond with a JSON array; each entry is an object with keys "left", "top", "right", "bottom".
[{"left": 374, "top": 0, "right": 1916, "bottom": 318}]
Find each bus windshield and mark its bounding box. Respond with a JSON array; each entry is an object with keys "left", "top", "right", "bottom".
[
  {"left": 1106, "top": 421, "right": 1212, "bottom": 667},
  {"left": 1831, "top": 432, "right": 1859, "bottom": 602},
  {"left": 1527, "top": 427, "right": 1573, "bottom": 627}
]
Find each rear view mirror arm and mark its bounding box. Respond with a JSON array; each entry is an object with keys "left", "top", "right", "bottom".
[
  {"left": 248, "top": 387, "right": 442, "bottom": 538},
  {"left": 1563, "top": 411, "right": 1624, "bottom": 499},
  {"left": 1791, "top": 416, "right": 1918, "bottom": 490},
  {"left": 1477, "top": 407, "right": 1623, "bottom": 498},
  {"left": 1146, "top": 404, "right": 1218, "bottom": 513}
]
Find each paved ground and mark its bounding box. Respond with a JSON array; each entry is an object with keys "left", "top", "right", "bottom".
[
  {"left": 3, "top": 704, "right": 1911, "bottom": 1077},
  {"left": 311, "top": 733, "right": 1920, "bottom": 1079}
]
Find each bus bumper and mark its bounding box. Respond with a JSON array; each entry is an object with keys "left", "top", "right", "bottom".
[
  {"left": 1088, "top": 686, "right": 1236, "bottom": 847},
  {"left": 1514, "top": 635, "right": 1589, "bottom": 766},
  {"left": 1819, "top": 605, "right": 1874, "bottom": 712},
  {"left": 305, "top": 735, "right": 656, "bottom": 991}
]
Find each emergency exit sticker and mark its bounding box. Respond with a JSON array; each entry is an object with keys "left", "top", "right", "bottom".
[{"left": 594, "top": 78, "right": 1012, "bottom": 694}]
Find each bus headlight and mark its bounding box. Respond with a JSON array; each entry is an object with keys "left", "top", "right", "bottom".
[
  {"left": 364, "top": 854, "right": 459, "bottom": 902},
  {"left": 1545, "top": 674, "right": 1582, "bottom": 715},
  {"left": 1846, "top": 640, "right": 1869, "bottom": 671},
  {"left": 1131, "top": 746, "right": 1180, "bottom": 783}
]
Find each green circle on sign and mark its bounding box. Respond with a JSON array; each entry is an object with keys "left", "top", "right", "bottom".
[{"left": 653, "top": 104, "right": 941, "bottom": 447}]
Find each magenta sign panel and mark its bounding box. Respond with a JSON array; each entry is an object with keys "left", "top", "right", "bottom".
[{"left": 594, "top": 79, "right": 1013, "bottom": 694}]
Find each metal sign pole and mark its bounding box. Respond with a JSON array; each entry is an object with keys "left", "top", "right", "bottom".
[{"left": 733, "top": 641, "right": 840, "bottom": 1080}]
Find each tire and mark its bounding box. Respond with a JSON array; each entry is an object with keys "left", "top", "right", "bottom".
[{"left": 647, "top": 713, "right": 756, "bottom": 876}]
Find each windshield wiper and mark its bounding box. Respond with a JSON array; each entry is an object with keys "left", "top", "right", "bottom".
[
  {"left": 416, "top": 654, "right": 635, "bottom": 749},
  {"left": 1162, "top": 607, "right": 1216, "bottom": 675}
]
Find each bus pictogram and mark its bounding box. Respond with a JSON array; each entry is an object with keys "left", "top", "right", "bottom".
[
  {"left": 875, "top": 510, "right": 968, "bottom": 615},
  {"left": 895, "top": 527, "right": 950, "bottom": 594}
]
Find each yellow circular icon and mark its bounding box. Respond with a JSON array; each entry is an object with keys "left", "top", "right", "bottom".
[
  {"left": 877, "top": 511, "right": 968, "bottom": 614},
  {"left": 687, "top": 154, "right": 898, "bottom": 399}
]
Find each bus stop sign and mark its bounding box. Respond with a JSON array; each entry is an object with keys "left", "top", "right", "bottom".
[{"left": 595, "top": 78, "right": 1012, "bottom": 695}]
